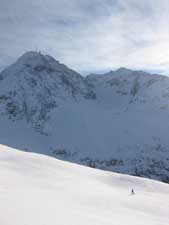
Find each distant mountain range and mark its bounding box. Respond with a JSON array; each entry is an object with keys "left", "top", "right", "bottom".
[{"left": 0, "top": 51, "right": 169, "bottom": 182}]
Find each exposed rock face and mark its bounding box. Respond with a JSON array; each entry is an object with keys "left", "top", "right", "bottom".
[{"left": 0, "top": 51, "right": 169, "bottom": 183}]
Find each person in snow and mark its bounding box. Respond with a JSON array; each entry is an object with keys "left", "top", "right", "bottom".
[{"left": 131, "top": 189, "right": 135, "bottom": 195}]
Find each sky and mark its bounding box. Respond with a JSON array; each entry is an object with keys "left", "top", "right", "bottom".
[{"left": 0, "top": 0, "right": 169, "bottom": 75}]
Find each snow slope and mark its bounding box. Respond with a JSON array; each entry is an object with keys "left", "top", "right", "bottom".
[
  {"left": 0, "top": 144, "right": 169, "bottom": 225},
  {"left": 0, "top": 52, "right": 169, "bottom": 182}
]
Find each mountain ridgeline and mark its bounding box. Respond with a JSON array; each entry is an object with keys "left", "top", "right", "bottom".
[{"left": 0, "top": 51, "right": 169, "bottom": 182}]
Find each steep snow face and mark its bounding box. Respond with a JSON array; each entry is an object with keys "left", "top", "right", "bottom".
[
  {"left": 86, "top": 68, "right": 168, "bottom": 111},
  {"left": 0, "top": 145, "right": 169, "bottom": 225},
  {"left": 0, "top": 52, "right": 169, "bottom": 182},
  {"left": 84, "top": 70, "right": 169, "bottom": 182}
]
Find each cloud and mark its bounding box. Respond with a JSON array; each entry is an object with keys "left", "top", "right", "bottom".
[{"left": 0, "top": 0, "right": 169, "bottom": 74}]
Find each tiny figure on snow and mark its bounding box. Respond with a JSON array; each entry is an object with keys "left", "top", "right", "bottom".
[{"left": 131, "top": 189, "right": 135, "bottom": 195}]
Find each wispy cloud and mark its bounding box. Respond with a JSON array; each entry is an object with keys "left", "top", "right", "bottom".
[{"left": 0, "top": 0, "right": 169, "bottom": 74}]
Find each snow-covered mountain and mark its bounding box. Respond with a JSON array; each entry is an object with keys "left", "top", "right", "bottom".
[
  {"left": 0, "top": 51, "right": 169, "bottom": 182},
  {"left": 0, "top": 144, "right": 169, "bottom": 225},
  {"left": 0, "top": 51, "right": 95, "bottom": 132}
]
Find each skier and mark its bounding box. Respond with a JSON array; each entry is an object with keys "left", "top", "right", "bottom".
[{"left": 131, "top": 189, "right": 135, "bottom": 195}]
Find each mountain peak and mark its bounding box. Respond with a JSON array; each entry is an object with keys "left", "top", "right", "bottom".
[
  {"left": 17, "top": 51, "right": 59, "bottom": 68},
  {"left": 116, "top": 67, "right": 133, "bottom": 73},
  {"left": 19, "top": 51, "right": 44, "bottom": 59},
  {"left": 1, "top": 51, "right": 79, "bottom": 77}
]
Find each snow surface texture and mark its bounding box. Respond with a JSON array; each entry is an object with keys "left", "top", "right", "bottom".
[
  {"left": 0, "top": 144, "right": 169, "bottom": 225},
  {"left": 0, "top": 51, "right": 169, "bottom": 182}
]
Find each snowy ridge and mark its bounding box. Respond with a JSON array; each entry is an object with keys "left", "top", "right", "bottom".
[
  {"left": 0, "top": 52, "right": 169, "bottom": 182},
  {"left": 0, "top": 144, "right": 169, "bottom": 225}
]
